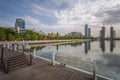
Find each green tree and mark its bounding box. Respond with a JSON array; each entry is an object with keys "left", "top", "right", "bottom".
[{"left": 24, "top": 33, "right": 31, "bottom": 40}]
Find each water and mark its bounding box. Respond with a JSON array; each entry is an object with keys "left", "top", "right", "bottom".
[{"left": 34, "top": 40, "right": 120, "bottom": 80}]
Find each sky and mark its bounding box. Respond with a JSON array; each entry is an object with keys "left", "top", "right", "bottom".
[{"left": 0, "top": 0, "right": 120, "bottom": 37}]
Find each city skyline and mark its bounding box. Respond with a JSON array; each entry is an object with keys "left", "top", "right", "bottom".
[{"left": 0, "top": 0, "right": 120, "bottom": 37}]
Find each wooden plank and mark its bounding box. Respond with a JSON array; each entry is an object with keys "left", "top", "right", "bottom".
[{"left": 0, "top": 57, "right": 107, "bottom": 80}]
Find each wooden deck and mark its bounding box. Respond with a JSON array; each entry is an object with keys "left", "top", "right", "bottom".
[{"left": 0, "top": 57, "right": 107, "bottom": 80}]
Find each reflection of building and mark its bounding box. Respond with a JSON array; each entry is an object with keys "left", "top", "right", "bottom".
[
  {"left": 84, "top": 42, "right": 91, "bottom": 54},
  {"left": 100, "top": 40, "right": 105, "bottom": 53},
  {"left": 85, "top": 24, "right": 91, "bottom": 38}
]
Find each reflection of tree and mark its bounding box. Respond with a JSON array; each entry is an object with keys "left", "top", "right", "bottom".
[
  {"left": 57, "top": 42, "right": 82, "bottom": 47},
  {"left": 30, "top": 46, "right": 45, "bottom": 51}
]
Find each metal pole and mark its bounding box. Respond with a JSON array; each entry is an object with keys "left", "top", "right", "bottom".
[
  {"left": 52, "top": 51, "right": 55, "bottom": 65},
  {"left": 93, "top": 60, "right": 96, "bottom": 80}
]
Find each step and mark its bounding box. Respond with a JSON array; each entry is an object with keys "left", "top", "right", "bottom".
[
  {"left": 9, "top": 61, "right": 29, "bottom": 69},
  {"left": 9, "top": 63, "right": 29, "bottom": 71},
  {"left": 8, "top": 54, "right": 25, "bottom": 60},
  {"left": 9, "top": 56, "right": 27, "bottom": 62},
  {"left": 9, "top": 59, "right": 29, "bottom": 65}
]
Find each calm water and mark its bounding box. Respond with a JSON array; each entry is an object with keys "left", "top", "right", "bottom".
[{"left": 35, "top": 40, "right": 120, "bottom": 80}]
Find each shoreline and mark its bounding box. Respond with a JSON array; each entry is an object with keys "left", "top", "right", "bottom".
[{"left": 0, "top": 39, "right": 92, "bottom": 45}]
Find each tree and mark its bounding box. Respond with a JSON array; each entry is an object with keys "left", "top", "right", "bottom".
[{"left": 24, "top": 33, "right": 31, "bottom": 40}]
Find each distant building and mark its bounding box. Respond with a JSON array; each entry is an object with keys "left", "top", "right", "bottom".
[
  {"left": 85, "top": 24, "right": 91, "bottom": 38},
  {"left": 48, "top": 33, "right": 57, "bottom": 37},
  {"left": 15, "top": 18, "right": 25, "bottom": 29},
  {"left": 66, "top": 32, "right": 82, "bottom": 36},
  {"left": 88, "top": 28, "right": 91, "bottom": 37},
  {"left": 36, "top": 31, "right": 46, "bottom": 35},
  {"left": 110, "top": 26, "right": 116, "bottom": 40},
  {"left": 100, "top": 26, "right": 106, "bottom": 39},
  {"left": 15, "top": 18, "right": 34, "bottom": 34},
  {"left": 85, "top": 24, "right": 88, "bottom": 37}
]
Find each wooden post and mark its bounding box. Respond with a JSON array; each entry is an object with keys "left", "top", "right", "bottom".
[
  {"left": 1, "top": 47, "right": 4, "bottom": 64},
  {"left": 5, "top": 60, "right": 9, "bottom": 73}
]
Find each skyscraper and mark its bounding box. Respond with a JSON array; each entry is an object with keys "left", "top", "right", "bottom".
[
  {"left": 88, "top": 28, "right": 91, "bottom": 37},
  {"left": 100, "top": 26, "right": 105, "bottom": 39},
  {"left": 15, "top": 18, "right": 25, "bottom": 29},
  {"left": 110, "top": 26, "right": 114, "bottom": 40},
  {"left": 85, "top": 24, "right": 88, "bottom": 38}
]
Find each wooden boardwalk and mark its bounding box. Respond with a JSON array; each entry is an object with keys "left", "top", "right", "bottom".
[{"left": 0, "top": 57, "right": 107, "bottom": 80}]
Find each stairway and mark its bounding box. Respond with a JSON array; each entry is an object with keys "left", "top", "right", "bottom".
[{"left": 3, "top": 54, "right": 30, "bottom": 73}]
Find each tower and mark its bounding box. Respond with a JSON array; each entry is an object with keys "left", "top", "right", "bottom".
[{"left": 15, "top": 18, "right": 25, "bottom": 29}]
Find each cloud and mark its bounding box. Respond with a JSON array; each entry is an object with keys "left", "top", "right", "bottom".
[
  {"left": 102, "top": 5, "right": 120, "bottom": 24},
  {"left": 32, "top": 3, "right": 56, "bottom": 18},
  {"left": 1, "top": 0, "right": 120, "bottom": 37}
]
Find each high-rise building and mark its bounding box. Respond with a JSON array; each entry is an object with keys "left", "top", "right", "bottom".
[
  {"left": 100, "top": 26, "right": 105, "bottom": 39},
  {"left": 15, "top": 18, "right": 25, "bottom": 29},
  {"left": 88, "top": 28, "right": 91, "bottom": 37},
  {"left": 85, "top": 24, "right": 88, "bottom": 38},
  {"left": 110, "top": 26, "right": 114, "bottom": 40},
  {"left": 85, "top": 24, "right": 91, "bottom": 38}
]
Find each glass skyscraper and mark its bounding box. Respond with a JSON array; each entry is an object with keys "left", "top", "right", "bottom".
[
  {"left": 85, "top": 24, "right": 91, "bottom": 38},
  {"left": 85, "top": 24, "right": 88, "bottom": 37},
  {"left": 15, "top": 18, "right": 25, "bottom": 29}
]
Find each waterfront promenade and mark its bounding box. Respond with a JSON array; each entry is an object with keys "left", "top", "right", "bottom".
[
  {"left": 0, "top": 39, "right": 91, "bottom": 45},
  {"left": 0, "top": 57, "right": 106, "bottom": 80}
]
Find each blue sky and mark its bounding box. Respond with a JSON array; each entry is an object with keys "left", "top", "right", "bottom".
[{"left": 0, "top": 0, "right": 120, "bottom": 36}]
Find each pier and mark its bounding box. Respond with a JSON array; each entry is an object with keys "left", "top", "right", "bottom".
[{"left": 0, "top": 43, "right": 107, "bottom": 80}]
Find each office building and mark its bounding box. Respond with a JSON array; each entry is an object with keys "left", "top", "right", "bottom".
[
  {"left": 15, "top": 18, "right": 25, "bottom": 29},
  {"left": 85, "top": 24, "right": 88, "bottom": 37},
  {"left": 88, "top": 28, "right": 91, "bottom": 37},
  {"left": 100, "top": 26, "right": 106, "bottom": 39}
]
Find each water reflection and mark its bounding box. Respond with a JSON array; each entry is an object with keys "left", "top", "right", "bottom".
[
  {"left": 84, "top": 42, "right": 91, "bottom": 54},
  {"left": 110, "top": 40, "right": 116, "bottom": 52},
  {"left": 99, "top": 40, "right": 105, "bottom": 53},
  {"left": 99, "top": 39, "right": 116, "bottom": 53}
]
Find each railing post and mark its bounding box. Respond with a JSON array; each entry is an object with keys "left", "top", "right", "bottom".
[
  {"left": 22, "top": 45, "right": 24, "bottom": 53},
  {"left": 5, "top": 60, "right": 9, "bottom": 73},
  {"left": 1, "top": 47, "right": 4, "bottom": 64},
  {"left": 29, "top": 52, "right": 32, "bottom": 65},
  {"left": 33, "top": 49, "right": 36, "bottom": 58},
  {"left": 7, "top": 43, "right": 10, "bottom": 49},
  {"left": 93, "top": 60, "right": 97, "bottom": 80},
  {"left": 52, "top": 51, "right": 55, "bottom": 65}
]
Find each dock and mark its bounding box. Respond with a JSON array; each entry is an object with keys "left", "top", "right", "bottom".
[
  {"left": 0, "top": 57, "right": 106, "bottom": 80},
  {"left": 0, "top": 43, "right": 107, "bottom": 80}
]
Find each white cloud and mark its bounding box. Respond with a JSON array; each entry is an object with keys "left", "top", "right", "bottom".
[{"left": 32, "top": 3, "right": 56, "bottom": 18}]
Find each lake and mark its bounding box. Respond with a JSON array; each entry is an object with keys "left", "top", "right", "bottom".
[{"left": 34, "top": 40, "right": 120, "bottom": 80}]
